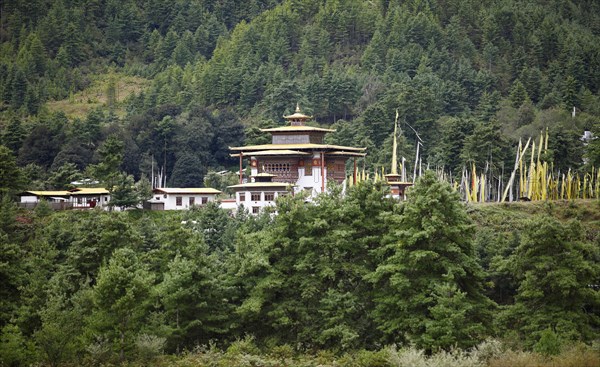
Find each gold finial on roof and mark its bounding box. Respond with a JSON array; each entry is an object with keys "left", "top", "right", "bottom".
[{"left": 296, "top": 103, "right": 301, "bottom": 113}]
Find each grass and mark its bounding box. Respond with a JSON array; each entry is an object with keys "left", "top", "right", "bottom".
[
  {"left": 45, "top": 73, "right": 150, "bottom": 119},
  {"left": 117, "top": 339, "right": 599, "bottom": 367},
  {"left": 467, "top": 199, "right": 600, "bottom": 231}
]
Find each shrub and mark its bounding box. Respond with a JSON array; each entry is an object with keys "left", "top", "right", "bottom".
[
  {"left": 533, "top": 328, "right": 561, "bottom": 356},
  {"left": 135, "top": 333, "right": 166, "bottom": 361},
  {"left": 387, "top": 345, "right": 482, "bottom": 367}
]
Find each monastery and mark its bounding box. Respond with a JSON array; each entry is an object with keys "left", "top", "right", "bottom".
[
  {"left": 227, "top": 104, "right": 367, "bottom": 213},
  {"left": 18, "top": 105, "right": 413, "bottom": 213}
]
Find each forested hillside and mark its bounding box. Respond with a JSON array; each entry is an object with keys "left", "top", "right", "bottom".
[
  {"left": 1, "top": 0, "right": 600, "bottom": 190},
  {"left": 1, "top": 1, "right": 600, "bottom": 366}
]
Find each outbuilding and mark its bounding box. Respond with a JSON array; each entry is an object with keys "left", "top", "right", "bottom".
[{"left": 151, "top": 188, "right": 222, "bottom": 210}]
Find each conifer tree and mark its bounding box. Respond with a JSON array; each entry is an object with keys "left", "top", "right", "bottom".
[
  {"left": 503, "top": 215, "right": 599, "bottom": 346},
  {"left": 89, "top": 248, "right": 154, "bottom": 362},
  {"left": 368, "top": 171, "right": 494, "bottom": 351}
]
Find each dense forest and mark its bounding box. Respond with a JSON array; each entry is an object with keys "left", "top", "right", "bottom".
[
  {"left": 1, "top": 0, "right": 600, "bottom": 365},
  {"left": 1, "top": 0, "right": 600, "bottom": 189}
]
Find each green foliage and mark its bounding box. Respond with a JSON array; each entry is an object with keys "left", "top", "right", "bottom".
[
  {"left": 368, "top": 171, "right": 494, "bottom": 351},
  {"left": 1, "top": 0, "right": 600, "bottom": 363},
  {"left": 89, "top": 247, "right": 155, "bottom": 361},
  {"left": 533, "top": 328, "right": 561, "bottom": 357},
  {"left": 502, "top": 215, "right": 600, "bottom": 346},
  {"left": 0, "top": 324, "right": 37, "bottom": 366},
  {"left": 0, "top": 145, "right": 25, "bottom": 195}
]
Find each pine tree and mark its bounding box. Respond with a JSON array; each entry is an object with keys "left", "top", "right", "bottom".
[
  {"left": 503, "top": 215, "right": 600, "bottom": 346},
  {"left": 368, "top": 171, "right": 495, "bottom": 351},
  {"left": 509, "top": 79, "right": 530, "bottom": 108},
  {"left": 0, "top": 145, "right": 25, "bottom": 195},
  {"left": 89, "top": 248, "right": 154, "bottom": 362}
]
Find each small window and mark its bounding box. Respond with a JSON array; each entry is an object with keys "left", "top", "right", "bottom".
[
  {"left": 201, "top": 197, "right": 208, "bottom": 205},
  {"left": 252, "top": 206, "right": 260, "bottom": 214},
  {"left": 176, "top": 196, "right": 182, "bottom": 206},
  {"left": 251, "top": 192, "right": 261, "bottom": 201},
  {"left": 189, "top": 197, "right": 195, "bottom": 206},
  {"left": 239, "top": 193, "right": 246, "bottom": 201},
  {"left": 155, "top": 196, "right": 160, "bottom": 200},
  {"left": 305, "top": 161, "right": 312, "bottom": 176},
  {"left": 264, "top": 192, "right": 274, "bottom": 201}
]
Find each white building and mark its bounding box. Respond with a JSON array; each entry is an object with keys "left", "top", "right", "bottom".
[
  {"left": 150, "top": 188, "right": 222, "bottom": 210},
  {"left": 19, "top": 190, "right": 71, "bottom": 209},
  {"left": 228, "top": 173, "right": 293, "bottom": 215},
  {"left": 69, "top": 188, "right": 111, "bottom": 209},
  {"left": 229, "top": 104, "right": 366, "bottom": 197},
  {"left": 19, "top": 188, "right": 111, "bottom": 209}
]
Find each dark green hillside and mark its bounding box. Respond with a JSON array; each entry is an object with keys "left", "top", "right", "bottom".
[{"left": 1, "top": 0, "right": 600, "bottom": 190}]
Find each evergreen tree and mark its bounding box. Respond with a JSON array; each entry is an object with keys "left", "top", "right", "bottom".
[
  {"left": 509, "top": 79, "right": 530, "bottom": 108},
  {"left": 502, "top": 215, "right": 599, "bottom": 346},
  {"left": 368, "top": 171, "right": 494, "bottom": 351},
  {"left": 0, "top": 145, "right": 25, "bottom": 195},
  {"left": 89, "top": 248, "right": 154, "bottom": 362}
]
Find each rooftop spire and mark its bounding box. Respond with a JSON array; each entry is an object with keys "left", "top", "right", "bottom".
[{"left": 283, "top": 103, "right": 312, "bottom": 126}]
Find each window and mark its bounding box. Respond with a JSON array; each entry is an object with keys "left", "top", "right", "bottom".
[
  {"left": 189, "top": 197, "right": 195, "bottom": 206},
  {"left": 251, "top": 192, "right": 261, "bottom": 201},
  {"left": 252, "top": 206, "right": 260, "bottom": 214},
  {"left": 239, "top": 193, "right": 246, "bottom": 201},
  {"left": 305, "top": 161, "right": 312, "bottom": 176},
  {"left": 265, "top": 192, "right": 274, "bottom": 201},
  {"left": 201, "top": 197, "right": 208, "bottom": 205},
  {"left": 155, "top": 196, "right": 160, "bottom": 200},
  {"left": 176, "top": 196, "right": 182, "bottom": 206}
]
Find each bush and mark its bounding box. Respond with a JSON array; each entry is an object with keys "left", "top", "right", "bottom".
[
  {"left": 0, "top": 324, "right": 37, "bottom": 366},
  {"left": 533, "top": 328, "right": 561, "bottom": 356},
  {"left": 387, "top": 345, "right": 483, "bottom": 367},
  {"left": 135, "top": 333, "right": 166, "bottom": 361}
]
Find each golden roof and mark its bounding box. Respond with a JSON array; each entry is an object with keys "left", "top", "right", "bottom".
[
  {"left": 69, "top": 188, "right": 110, "bottom": 195},
  {"left": 20, "top": 190, "right": 71, "bottom": 196},
  {"left": 283, "top": 103, "right": 312, "bottom": 120},
  {"left": 228, "top": 182, "right": 293, "bottom": 189},
  {"left": 327, "top": 151, "right": 367, "bottom": 157},
  {"left": 253, "top": 173, "right": 277, "bottom": 177},
  {"left": 153, "top": 188, "right": 222, "bottom": 195},
  {"left": 230, "top": 149, "right": 311, "bottom": 157},
  {"left": 229, "top": 143, "right": 366, "bottom": 152},
  {"left": 260, "top": 126, "right": 335, "bottom": 133}
]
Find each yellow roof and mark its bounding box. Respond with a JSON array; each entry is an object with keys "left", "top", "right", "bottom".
[
  {"left": 230, "top": 143, "right": 366, "bottom": 152},
  {"left": 327, "top": 151, "right": 367, "bottom": 157},
  {"left": 153, "top": 188, "right": 222, "bottom": 195},
  {"left": 20, "top": 190, "right": 71, "bottom": 196},
  {"left": 69, "top": 188, "right": 109, "bottom": 195},
  {"left": 230, "top": 149, "right": 311, "bottom": 157},
  {"left": 283, "top": 112, "right": 312, "bottom": 119},
  {"left": 228, "top": 182, "right": 293, "bottom": 189},
  {"left": 253, "top": 173, "right": 277, "bottom": 177},
  {"left": 260, "top": 126, "right": 335, "bottom": 133}
]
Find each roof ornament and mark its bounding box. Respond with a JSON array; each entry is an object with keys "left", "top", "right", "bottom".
[{"left": 296, "top": 103, "right": 301, "bottom": 113}]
